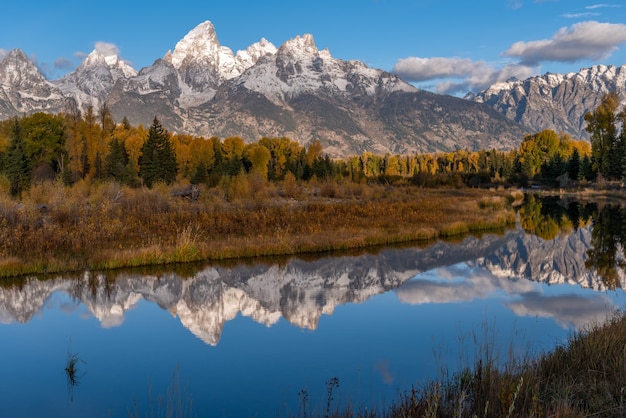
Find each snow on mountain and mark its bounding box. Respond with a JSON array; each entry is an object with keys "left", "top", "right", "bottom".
[
  {"left": 231, "top": 38, "right": 277, "bottom": 76},
  {"left": 235, "top": 33, "right": 415, "bottom": 105},
  {"left": 54, "top": 48, "right": 137, "bottom": 110},
  {"left": 0, "top": 49, "right": 67, "bottom": 117},
  {"left": 0, "top": 49, "right": 49, "bottom": 90},
  {"left": 471, "top": 64, "right": 626, "bottom": 138},
  {"left": 165, "top": 20, "right": 276, "bottom": 92}
]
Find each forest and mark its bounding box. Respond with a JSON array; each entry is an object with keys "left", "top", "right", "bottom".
[{"left": 3, "top": 93, "right": 621, "bottom": 195}]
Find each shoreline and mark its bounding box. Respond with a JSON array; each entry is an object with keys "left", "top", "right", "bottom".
[{"left": 0, "top": 184, "right": 518, "bottom": 278}]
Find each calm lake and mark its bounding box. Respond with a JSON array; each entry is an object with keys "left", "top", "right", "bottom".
[{"left": 1, "top": 197, "right": 625, "bottom": 417}]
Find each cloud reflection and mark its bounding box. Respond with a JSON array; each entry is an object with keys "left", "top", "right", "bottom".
[
  {"left": 395, "top": 263, "right": 617, "bottom": 331},
  {"left": 506, "top": 292, "right": 617, "bottom": 330},
  {"left": 395, "top": 264, "right": 537, "bottom": 305}
]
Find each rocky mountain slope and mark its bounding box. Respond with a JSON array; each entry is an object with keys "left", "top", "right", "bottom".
[
  {"left": 468, "top": 64, "right": 626, "bottom": 139},
  {"left": 0, "top": 21, "right": 528, "bottom": 157},
  {"left": 0, "top": 49, "right": 69, "bottom": 115}
]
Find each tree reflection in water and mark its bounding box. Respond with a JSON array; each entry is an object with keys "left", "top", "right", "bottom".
[
  {"left": 520, "top": 195, "right": 626, "bottom": 290},
  {"left": 585, "top": 205, "right": 626, "bottom": 290}
]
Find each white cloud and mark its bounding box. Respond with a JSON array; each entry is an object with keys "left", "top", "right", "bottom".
[
  {"left": 94, "top": 41, "right": 120, "bottom": 57},
  {"left": 503, "top": 21, "right": 626, "bottom": 66},
  {"left": 586, "top": 3, "right": 622, "bottom": 9},
  {"left": 392, "top": 56, "right": 535, "bottom": 95},
  {"left": 74, "top": 51, "right": 87, "bottom": 60},
  {"left": 562, "top": 12, "right": 600, "bottom": 18},
  {"left": 393, "top": 57, "right": 487, "bottom": 82},
  {"left": 0, "top": 49, "right": 7, "bottom": 60}
]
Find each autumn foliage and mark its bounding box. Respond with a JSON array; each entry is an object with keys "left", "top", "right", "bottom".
[
  {"left": 0, "top": 177, "right": 516, "bottom": 277},
  {"left": 0, "top": 106, "right": 597, "bottom": 276}
]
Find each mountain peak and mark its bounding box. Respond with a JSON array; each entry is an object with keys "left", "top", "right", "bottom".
[
  {"left": 232, "top": 38, "right": 277, "bottom": 72},
  {"left": 169, "top": 20, "right": 223, "bottom": 69},
  {"left": 471, "top": 64, "right": 626, "bottom": 138},
  {"left": 280, "top": 34, "right": 318, "bottom": 54},
  {"left": 80, "top": 47, "right": 137, "bottom": 78},
  {"left": 4, "top": 48, "right": 28, "bottom": 61},
  {"left": 167, "top": 20, "right": 278, "bottom": 89},
  {"left": 0, "top": 48, "right": 67, "bottom": 118},
  {"left": 0, "top": 48, "right": 49, "bottom": 87}
]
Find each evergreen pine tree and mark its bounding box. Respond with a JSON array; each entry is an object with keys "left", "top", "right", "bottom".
[
  {"left": 567, "top": 148, "right": 580, "bottom": 181},
  {"left": 190, "top": 160, "right": 209, "bottom": 185},
  {"left": 121, "top": 116, "right": 131, "bottom": 130},
  {"left": 580, "top": 155, "right": 595, "bottom": 182},
  {"left": 105, "top": 138, "right": 131, "bottom": 184},
  {"left": 159, "top": 127, "right": 178, "bottom": 184},
  {"left": 139, "top": 117, "right": 178, "bottom": 187},
  {"left": 5, "top": 118, "right": 30, "bottom": 196}
]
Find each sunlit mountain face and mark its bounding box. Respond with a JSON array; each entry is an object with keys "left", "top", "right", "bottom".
[{"left": 0, "top": 21, "right": 526, "bottom": 158}]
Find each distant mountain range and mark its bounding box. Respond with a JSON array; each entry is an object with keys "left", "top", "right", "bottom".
[
  {"left": 1, "top": 21, "right": 624, "bottom": 157},
  {"left": 467, "top": 64, "right": 626, "bottom": 140}
]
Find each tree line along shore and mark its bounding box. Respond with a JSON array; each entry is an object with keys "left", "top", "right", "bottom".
[{"left": 2, "top": 96, "right": 617, "bottom": 197}]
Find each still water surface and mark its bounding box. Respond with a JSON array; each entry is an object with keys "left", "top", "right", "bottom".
[{"left": 1, "top": 198, "right": 625, "bottom": 417}]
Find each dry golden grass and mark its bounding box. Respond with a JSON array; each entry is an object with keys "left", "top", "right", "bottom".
[
  {"left": 389, "top": 310, "right": 626, "bottom": 418},
  {"left": 0, "top": 180, "right": 516, "bottom": 277}
]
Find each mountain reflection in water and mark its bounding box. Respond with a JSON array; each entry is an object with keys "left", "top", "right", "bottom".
[
  {"left": 1, "top": 196, "right": 626, "bottom": 417},
  {"left": 2, "top": 197, "right": 625, "bottom": 343}
]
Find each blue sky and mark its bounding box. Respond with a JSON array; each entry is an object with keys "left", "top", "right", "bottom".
[{"left": 2, "top": 0, "right": 626, "bottom": 96}]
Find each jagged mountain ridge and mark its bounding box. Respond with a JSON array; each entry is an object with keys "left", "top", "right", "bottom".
[
  {"left": 469, "top": 64, "right": 626, "bottom": 139},
  {"left": 0, "top": 21, "right": 528, "bottom": 157},
  {"left": 0, "top": 225, "right": 620, "bottom": 345},
  {"left": 0, "top": 49, "right": 69, "bottom": 116}
]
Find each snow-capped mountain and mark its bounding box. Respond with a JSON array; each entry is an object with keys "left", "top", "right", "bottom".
[
  {"left": 54, "top": 48, "right": 137, "bottom": 110},
  {"left": 0, "top": 20, "right": 528, "bottom": 157},
  {"left": 179, "top": 29, "right": 527, "bottom": 156},
  {"left": 0, "top": 49, "right": 68, "bottom": 116},
  {"left": 165, "top": 20, "right": 277, "bottom": 90},
  {"left": 235, "top": 33, "right": 414, "bottom": 104},
  {"left": 469, "top": 64, "right": 626, "bottom": 139}
]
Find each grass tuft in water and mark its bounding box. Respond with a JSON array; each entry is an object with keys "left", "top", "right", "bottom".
[{"left": 64, "top": 339, "right": 85, "bottom": 403}]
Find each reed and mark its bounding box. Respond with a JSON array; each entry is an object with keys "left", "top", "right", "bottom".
[
  {"left": 383, "top": 310, "right": 626, "bottom": 418},
  {"left": 0, "top": 181, "right": 518, "bottom": 278}
]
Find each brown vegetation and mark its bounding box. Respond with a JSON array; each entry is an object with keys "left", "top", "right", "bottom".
[
  {"left": 387, "top": 310, "right": 626, "bottom": 418},
  {"left": 0, "top": 178, "right": 516, "bottom": 277}
]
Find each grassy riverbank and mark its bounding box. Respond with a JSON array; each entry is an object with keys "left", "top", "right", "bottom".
[
  {"left": 385, "top": 309, "right": 626, "bottom": 418},
  {"left": 287, "top": 310, "right": 626, "bottom": 418},
  {"left": 0, "top": 179, "right": 517, "bottom": 278}
]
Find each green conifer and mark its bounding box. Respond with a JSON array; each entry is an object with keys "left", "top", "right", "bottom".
[
  {"left": 139, "top": 117, "right": 178, "bottom": 187},
  {"left": 5, "top": 118, "right": 30, "bottom": 196}
]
